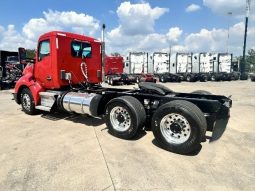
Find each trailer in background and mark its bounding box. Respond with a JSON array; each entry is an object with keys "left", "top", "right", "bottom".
[
  {"left": 128, "top": 52, "right": 148, "bottom": 74},
  {"left": 197, "top": 53, "right": 217, "bottom": 82},
  {"left": 125, "top": 52, "right": 156, "bottom": 83},
  {"left": 175, "top": 53, "right": 200, "bottom": 82},
  {"left": 152, "top": 52, "right": 181, "bottom": 82}
]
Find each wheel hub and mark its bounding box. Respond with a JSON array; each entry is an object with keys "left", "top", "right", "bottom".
[
  {"left": 170, "top": 122, "right": 182, "bottom": 133},
  {"left": 160, "top": 113, "right": 191, "bottom": 144},
  {"left": 22, "top": 94, "right": 31, "bottom": 110},
  {"left": 110, "top": 106, "right": 131, "bottom": 132},
  {"left": 117, "top": 114, "right": 125, "bottom": 123}
]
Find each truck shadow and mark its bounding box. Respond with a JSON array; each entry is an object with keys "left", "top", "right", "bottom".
[
  {"left": 151, "top": 117, "right": 229, "bottom": 156},
  {"left": 40, "top": 111, "right": 147, "bottom": 140},
  {"left": 151, "top": 139, "right": 202, "bottom": 156},
  {"left": 41, "top": 112, "right": 104, "bottom": 126}
]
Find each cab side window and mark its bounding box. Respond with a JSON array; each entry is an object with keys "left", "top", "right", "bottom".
[{"left": 38, "top": 40, "right": 50, "bottom": 61}]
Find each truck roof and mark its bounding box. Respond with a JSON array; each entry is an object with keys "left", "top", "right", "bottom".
[{"left": 39, "top": 31, "right": 99, "bottom": 42}]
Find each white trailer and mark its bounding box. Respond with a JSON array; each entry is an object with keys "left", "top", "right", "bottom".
[
  {"left": 152, "top": 52, "right": 181, "bottom": 82},
  {"left": 176, "top": 53, "right": 192, "bottom": 73},
  {"left": 152, "top": 52, "right": 169, "bottom": 73},
  {"left": 127, "top": 52, "right": 148, "bottom": 74},
  {"left": 218, "top": 53, "right": 232, "bottom": 73},
  {"left": 175, "top": 53, "right": 200, "bottom": 82}
]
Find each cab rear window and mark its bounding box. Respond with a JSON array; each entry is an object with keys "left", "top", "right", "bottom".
[{"left": 71, "top": 41, "right": 92, "bottom": 58}]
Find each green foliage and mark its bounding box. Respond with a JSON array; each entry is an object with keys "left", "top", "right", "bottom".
[
  {"left": 26, "top": 49, "right": 36, "bottom": 59},
  {"left": 247, "top": 49, "right": 255, "bottom": 72},
  {"left": 111, "top": 52, "right": 121, "bottom": 57}
]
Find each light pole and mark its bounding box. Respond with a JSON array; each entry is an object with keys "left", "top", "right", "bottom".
[
  {"left": 241, "top": 0, "right": 251, "bottom": 79},
  {"left": 101, "top": 24, "right": 106, "bottom": 82},
  {"left": 226, "top": 12, "right": 232, "bottom": 53}
]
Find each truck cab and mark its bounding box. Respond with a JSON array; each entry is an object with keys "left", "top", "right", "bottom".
[{"left": 26, "top": 31, "right": 101, "bottom": 88}]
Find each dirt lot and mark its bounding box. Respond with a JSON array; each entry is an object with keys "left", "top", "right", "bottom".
[{"left": 0, "top": 81, "right": 254, "bottom": 191}]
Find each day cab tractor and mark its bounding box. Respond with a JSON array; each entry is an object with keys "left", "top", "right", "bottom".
[{"left": 14, "top": 31, "right": 232, "bottom": 154}]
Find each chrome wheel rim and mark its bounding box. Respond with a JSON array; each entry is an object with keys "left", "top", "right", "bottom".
[
  {"left": 161, "top": 76, "right": 164, "bottom": 82},
  {"left": 22, "top": 94, "right": 31, "bottom": 111},
  {"left": 160, "top": 113, "right": 191, "bottom": 144},
  {"left": 110, "top": 106, "right": 131, "bottom": 132}
]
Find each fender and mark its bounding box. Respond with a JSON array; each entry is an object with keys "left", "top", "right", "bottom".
[{"left": 14, "top": 72, "right": 44, "bottom": 105}]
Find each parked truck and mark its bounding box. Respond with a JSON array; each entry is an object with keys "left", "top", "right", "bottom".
[
  {"left": 152, "top": 52, "right": 181, "bottom": 83},
  {"left": 104, "top": 56, "right": 135, "bottom": 85},
  {"left": 13, "top": 31, "right": 232, "bottom": 154}
]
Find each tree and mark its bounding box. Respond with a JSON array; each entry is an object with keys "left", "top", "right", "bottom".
[
  {"left": 246, "top": 49, "right": 255, "bottom": 72},
  {"left": 26, "top": 49, "right": 36, "bottom": 59},
  {"left": 111, "top": 52, "right": 121, "bottom": 57}
]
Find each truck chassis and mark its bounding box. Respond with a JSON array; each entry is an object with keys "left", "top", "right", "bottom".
[{"left": 14, "top": 82, "right": 231, "bottom": 154}]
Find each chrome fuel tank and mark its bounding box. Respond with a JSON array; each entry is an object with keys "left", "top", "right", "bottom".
[{"left": 62, "top": 92, "right": 97, "bottom": 115}]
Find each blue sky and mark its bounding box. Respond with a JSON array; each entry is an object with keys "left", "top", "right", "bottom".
[{"left": 0, "top": 0, "right": 254, "bottom": 56}]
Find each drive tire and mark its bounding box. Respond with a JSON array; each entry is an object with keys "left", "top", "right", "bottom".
[
  {"left": 106, "top": 96, "right": 146, "bottom": 139},
  {"left": 152, "top": 100, "right": 207, "bottom": 154},
  {"left": 20, "top": 88, "right": 37, "bottom": 115}
]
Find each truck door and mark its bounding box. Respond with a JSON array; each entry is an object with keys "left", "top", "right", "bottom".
[{"left": 35, "top": 39, "right": 53, "bottom": 88}]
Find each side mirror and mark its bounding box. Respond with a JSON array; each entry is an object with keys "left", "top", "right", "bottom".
[{"left": 18, "top": 47, "right": 27, "bottom": 65}]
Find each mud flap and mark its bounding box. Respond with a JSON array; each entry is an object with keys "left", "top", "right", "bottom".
[{"left": 209, "top": 117, "right": 229, "bottom": 142}]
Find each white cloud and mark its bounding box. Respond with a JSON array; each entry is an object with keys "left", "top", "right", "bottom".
[
  {"left": 116, "top": 1, "right": 168, "bottom": 35},
  {"left": 203, "top": 0, "right": 255, "bottom": 17},
  {"left": 166, "top": 27, "right": 183, "bottom": 42},
  {"left": 0, "top": 25, "right": 35, "bottom": 51},
  {"left": 186, "top": 4, "right": 201, "bottom": 13},
  {"left": 23, "top": 10, "right": 99, "bottom": 40},
  {"left": 0, "top": 10, "right": 100, "bottom": 51},
  {"left": 106, "top": 1, "right": 170, "bottom": 54},
  {"left": 183, "top": 22, "right": 255, "bottom": 54}
]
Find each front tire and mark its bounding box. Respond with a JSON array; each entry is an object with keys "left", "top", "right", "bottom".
[
  {"left": 106, "top": 96, "right": 146, "bottom": 139},
  {"left": 20, "top": 88, "right": 37, "bottom": 115},
  {"left": 152, "top": 100, "right": 207, "bottom": 154}
]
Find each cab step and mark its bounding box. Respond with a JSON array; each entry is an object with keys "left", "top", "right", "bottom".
[
  {"left": 39, "top": 91, "right": 57, "bottom": 108},
  {"left": 35, "top": 105, "right": 51, "bottom": 112}
]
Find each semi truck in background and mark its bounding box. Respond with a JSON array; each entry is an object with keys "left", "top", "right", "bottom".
[
  {"left": 152, "top": 52, "right": 181, "bottom": 82},
  {"left": 104, "top": 56, "right": 134, "bottom": 85}
]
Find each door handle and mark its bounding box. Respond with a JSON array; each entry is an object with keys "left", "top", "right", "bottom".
[{"left": 46, "top": 76, "right": 52, "bottom": 81}]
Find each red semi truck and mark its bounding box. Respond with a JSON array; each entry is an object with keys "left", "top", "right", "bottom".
[
  {"left": 105, "top": 56, "right": 124, "bottom": 75},
  {"left": 14, "top": 31, "right": 232, "bottom": 154},
  {"left": 104, "top": 56, "right": 136, "bottom": 85}
]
